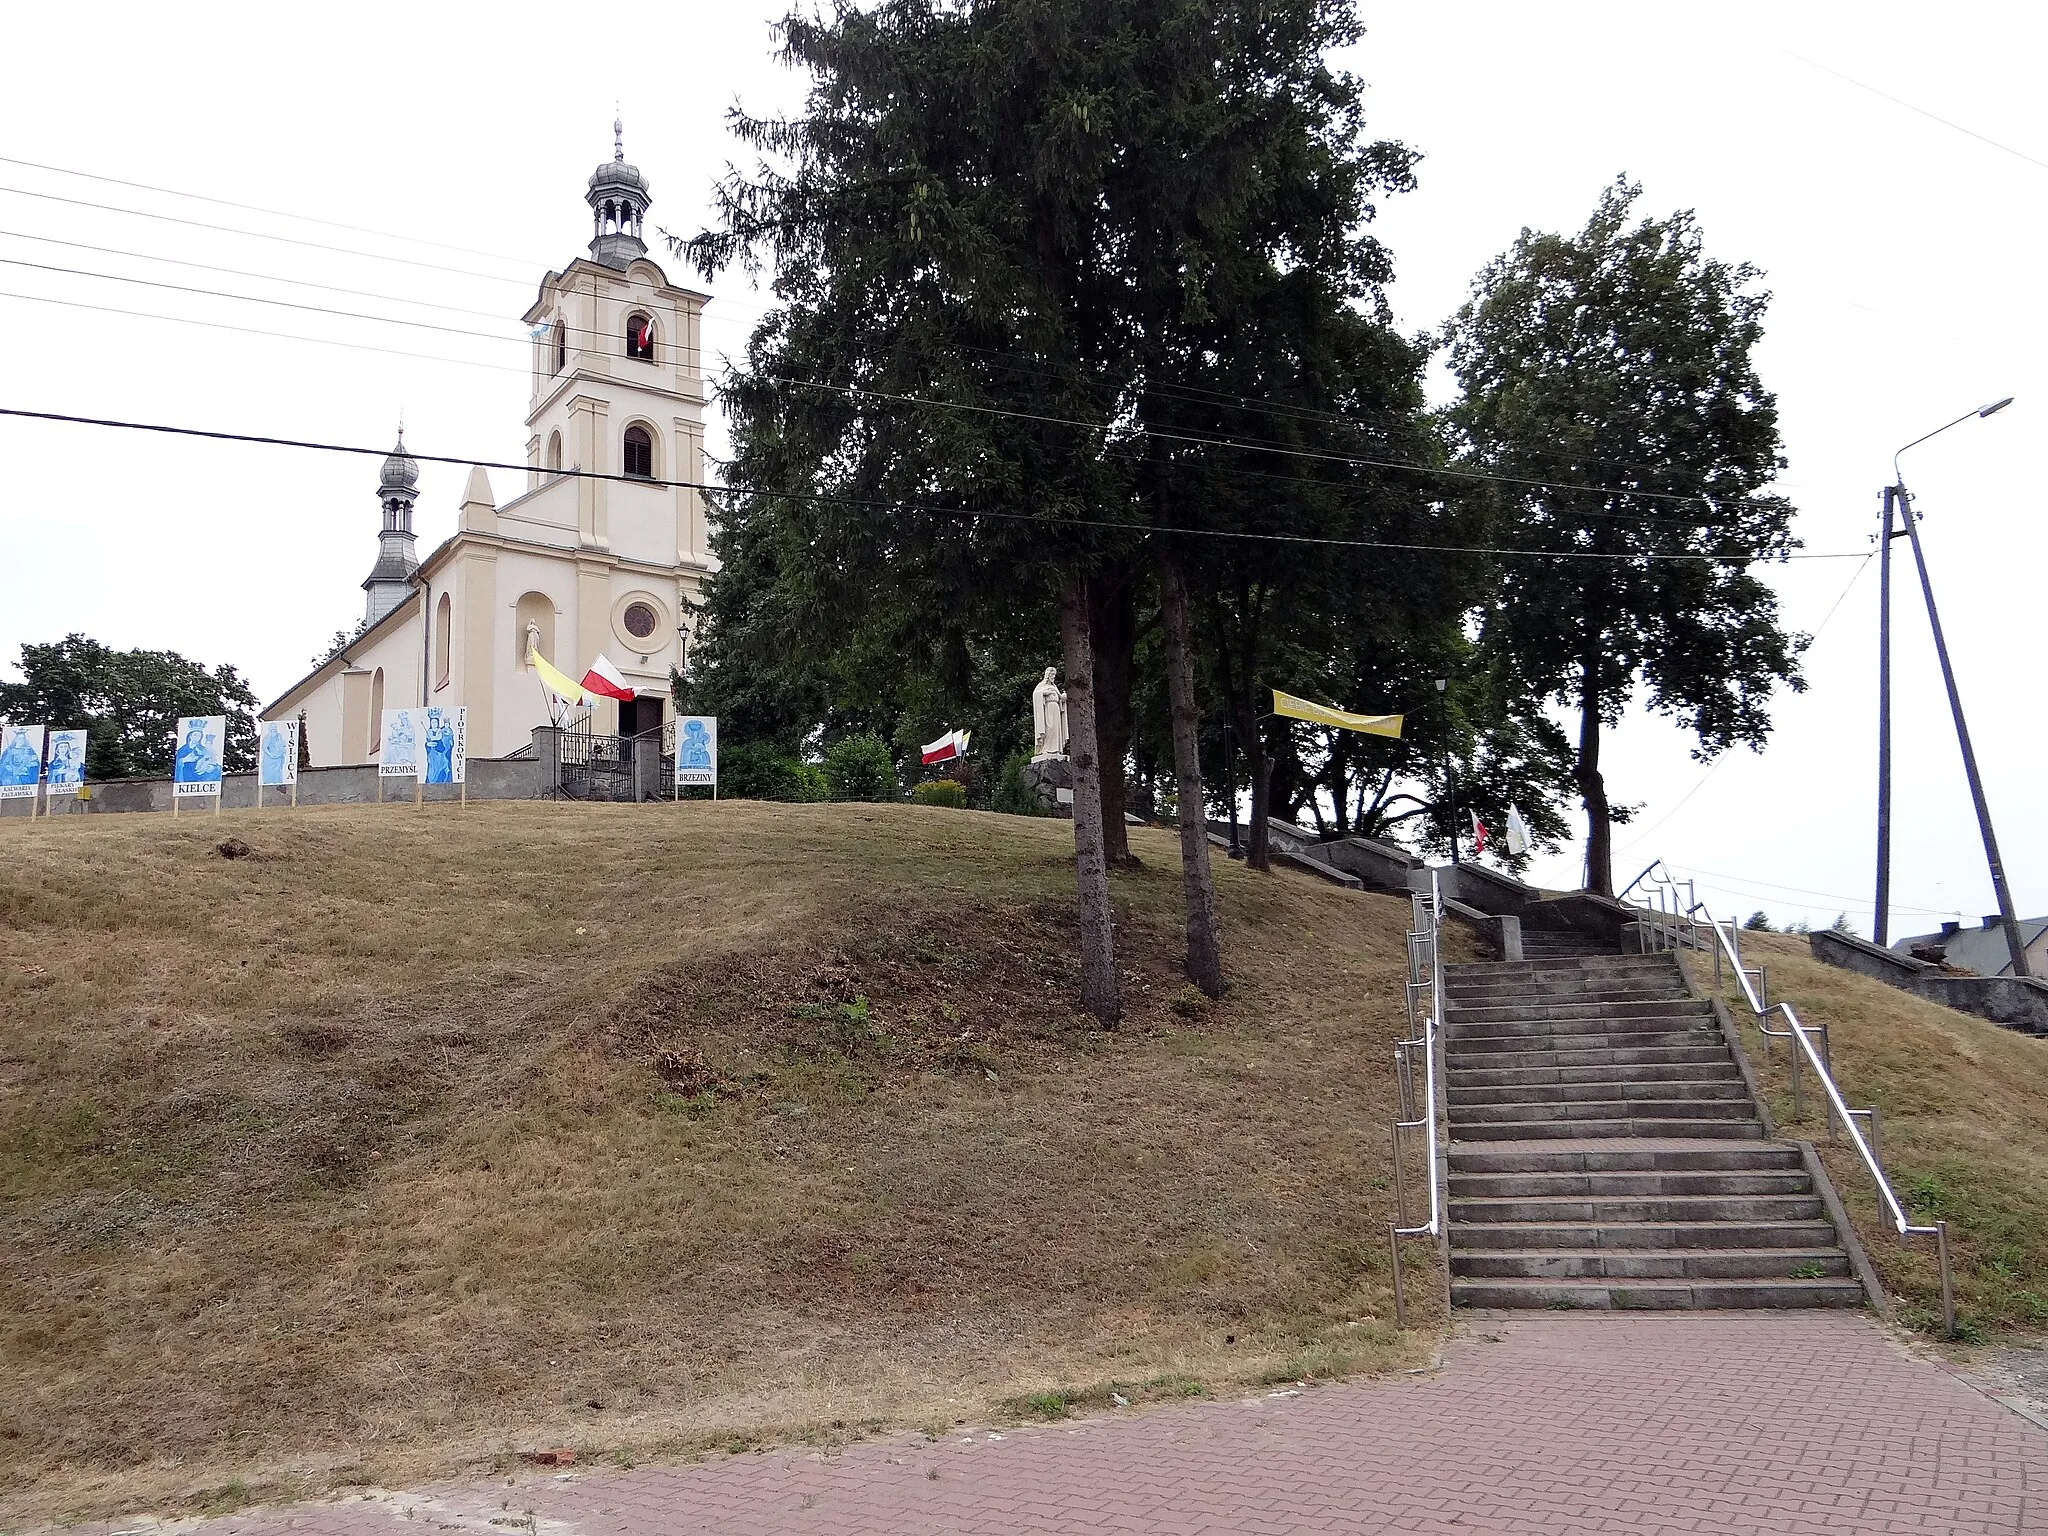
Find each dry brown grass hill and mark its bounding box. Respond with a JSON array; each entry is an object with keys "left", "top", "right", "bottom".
[
  {"left": 1690, "top": 929, "right": 2048, "bottom": 1339},
  {"left": 0, "top": 800, "right": 1434, "bottom": 1526}
]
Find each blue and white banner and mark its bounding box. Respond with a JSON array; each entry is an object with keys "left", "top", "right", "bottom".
[
  {"left": 172, "top": 716, "right": 226, "bottom": 796},
  {"left": 0, "top": 723, "right": 44, "bottom": 799},
  {"left": 44, "top": 730, "right": 87, "bottom": 790},
  {"left": 379, "top": 708, "right": 421, "bottom": 778},
  {"left": 674, "top": 715, "right": 717, "bottom": 787},
  {"left": 258, "top": 719, "right": 299, "bottom": 787},
  {"left": 421, "top": 706, "right": 466, "bottom": 785}
]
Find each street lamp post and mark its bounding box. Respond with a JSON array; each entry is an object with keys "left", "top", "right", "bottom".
[
  {"left": 1877, "top": 398, "right": 2029, "bottom": 977},
  {"left": 1436, "top": 677, "right": 1458, "bottom": 866}
]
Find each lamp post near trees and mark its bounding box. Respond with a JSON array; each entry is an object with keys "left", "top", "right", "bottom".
[{"left": 1875, "top": 398, "right": 2029, "bottom": 977}]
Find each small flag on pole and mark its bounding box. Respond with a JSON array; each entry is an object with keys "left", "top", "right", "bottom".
[
  {"left": 1470, "top": 810, "right": 1489, "bottom": 856},
  {"left": 580, "top": 654, "right": 637, "bottom": 702},
  {"left": 1506, "top": 804, "right": 1533, "bottom": 857},
  {"left": 921, "top": 727, "right": 970, "bottom": 765},
  {"left": 530, "top": 647, "right": 589, "bottom": 706}
]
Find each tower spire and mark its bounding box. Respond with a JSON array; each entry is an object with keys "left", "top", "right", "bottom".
[
  {"left": 586, "top": 117, "right": 651, "bottom": 268},
  {"left": 363, "top": 422, "right": 421, "bottom": 624}
]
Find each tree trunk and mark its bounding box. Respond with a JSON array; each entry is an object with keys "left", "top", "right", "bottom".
[
  {"left": 1222, "top": 688, "right": 1273, "bottom": 873},
  {"left": 1158, "top": 551, "right": 1223, "bottom": 997},
  {"left": 1062, "top": 578, "right": 1122, "bottom": 1024},
  {"left": 1088, "top": 566, "right": 1137, "bottom": 865},
  {"left": 1577, "top": 653, "right": 1613, "bottom": 897}
]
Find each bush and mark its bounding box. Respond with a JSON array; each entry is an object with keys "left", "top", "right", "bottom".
[
  {"left": 719, "top": 741, "right": 831, "bottom": 802},
  {"left": 992, "top": 752, "right": 1047, "bottom": 817},
  {"left": 911, "top": 778, "right": 967, "bottom": 809},
  {"left": 823, "top": 733, "right": 898, "bottom": 802}
]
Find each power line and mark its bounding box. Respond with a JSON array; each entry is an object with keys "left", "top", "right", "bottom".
[
  {"left": 0, "top": 289, "right": 523, "bottom": 373},
  {"left": 0, "top": 151, "right": 549, "bottom": 268},
  {"left": 0, "top": 182, "right": 542, "bottom": 286},
  {"left": 1785, "top": 50, "right": 2048, "bottom": 176},
  {"left": 772, "top": 374, "right": 1796, "bottom": 517},
  {"left": 0, "top": 405, "right": 1870, "bottom": 562}
]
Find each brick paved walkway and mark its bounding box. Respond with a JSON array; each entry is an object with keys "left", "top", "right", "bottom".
[{"left": 93, "top": 1314, "right": 2046, "bottom": 1535}]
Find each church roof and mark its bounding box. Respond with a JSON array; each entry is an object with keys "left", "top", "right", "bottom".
[{"left": 361, "top": 550, "right": 418, "bottom": 589}]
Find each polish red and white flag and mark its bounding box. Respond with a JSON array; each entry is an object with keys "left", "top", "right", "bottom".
[
  {"left": 920, "top": 727, "right": 970, "bottom": 765},
  {"left": 580, "top": 654, "right": 637, "bottom": 703},
  {"left": 1470, "top": 810, "right": 1489, "bottom": 856}
]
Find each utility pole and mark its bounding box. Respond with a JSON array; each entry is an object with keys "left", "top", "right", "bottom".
[
  {"left": 1882, "top": 397, "right": 2027, "bottom": 977},
  {"left": 1873, "top": 485, "right": 1900, "bottom": 947},
  {"left": 1896, "top": 482, "right": 2032, "bottom": 978}
]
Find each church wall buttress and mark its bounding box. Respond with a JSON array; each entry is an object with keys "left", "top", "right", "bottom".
[
  {"left": 457, "top": 551, "right": 498, "bottom": 755},
  {"left": 576, "top": 559, "right": 615, "bottom": 734}
]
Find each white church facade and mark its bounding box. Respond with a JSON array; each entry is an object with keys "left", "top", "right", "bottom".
[{"left": 265, "top": 126, "right": 712, "bottom": 763}]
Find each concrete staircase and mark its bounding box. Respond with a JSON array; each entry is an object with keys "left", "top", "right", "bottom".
[{"left": 1442, "top": 947, "right": 1865, "bottom": 1310}]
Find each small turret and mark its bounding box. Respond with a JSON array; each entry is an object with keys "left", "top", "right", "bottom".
[
  {"left": 586, "top": 116, "right": 651, "bottom": 269},
  {"left": 363, "top": 427, "right": 420, "bottom": 623}
]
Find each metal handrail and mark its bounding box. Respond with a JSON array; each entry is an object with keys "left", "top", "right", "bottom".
[
  {"left": 1389, "top": 868, "right": 1444, "bottom": 1326},
  {"left": 1632, "top": 865, "right": 1956, "bottom": 1334}
]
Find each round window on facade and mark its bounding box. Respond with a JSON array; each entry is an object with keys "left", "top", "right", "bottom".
[{"left": 623, "top": 601, "right": 660, "bottom": 640}]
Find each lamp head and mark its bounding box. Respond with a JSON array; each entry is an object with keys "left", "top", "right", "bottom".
[
  {"left": 1979, "top": 397, "right": 2015, "bottom": 418},
  {"left": 1434, "top": 678, "right": 1447, "bottom": 694}
]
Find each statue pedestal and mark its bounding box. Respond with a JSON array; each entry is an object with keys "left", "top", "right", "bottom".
[{"left": 1022, "top": 754, "right": 1072, "bottom": 818}]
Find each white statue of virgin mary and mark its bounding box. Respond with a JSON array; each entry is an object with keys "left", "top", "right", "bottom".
[{"left": 1031, "top": 666, "right": 1069, "bottom": 761}]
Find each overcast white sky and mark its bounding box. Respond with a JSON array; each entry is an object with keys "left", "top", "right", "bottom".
[{"left": 1, "top": 2, "right": 2040, "bottom": 937}]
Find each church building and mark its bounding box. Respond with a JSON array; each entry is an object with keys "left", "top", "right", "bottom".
[{"left": 265, "top": 124, "right": 711, "bottom": 763}]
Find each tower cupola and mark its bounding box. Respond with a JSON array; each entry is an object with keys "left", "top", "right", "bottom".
[
  {"left": 363, "top": 427, "right": 420, "bottom": 624},
  {"left": 586, "top": 117, "right": 651, "bottom": 268}
]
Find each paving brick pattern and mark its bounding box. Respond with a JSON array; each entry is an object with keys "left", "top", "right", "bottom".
[{"left": 99, "top": 1314, "right": 2045, "bottom": 1535}]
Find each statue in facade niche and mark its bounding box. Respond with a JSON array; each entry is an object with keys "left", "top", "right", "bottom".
[{"left": 1031, "top": 666, "right": 1069, "bottom": 761}]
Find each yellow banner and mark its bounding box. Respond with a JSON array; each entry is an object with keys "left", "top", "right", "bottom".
[
  {"left": 1272, "top": 689, "right": 1403, "bottom": 739},
  {"left": 530, "top": 648, "right": 588, "bottom": 705}
]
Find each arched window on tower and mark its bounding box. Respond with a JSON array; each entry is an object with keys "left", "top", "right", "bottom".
[
  {"left": 626, "top": 312, "right": 655, "bottom": 361},
  {"left": 554, "top": 318, "right": 566, "bottom": 373},
  {"left": 623, "top": 425, "right": 654, "bottom": 480},
  {"left": 547, "top": 430, "right": 562, "bottom": 476}
]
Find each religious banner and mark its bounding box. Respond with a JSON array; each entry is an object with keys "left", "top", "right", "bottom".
[
  {"left": 674, "top": 715, "right": 718, "bottom": 789},
  {"left": 44, "top": 730, "right": 87, "bottom": 792},
  {"left": 379, "top": 707, "right": 422, "bottom": 777},
  {"left": 1271, "top": 689, "right": 1403, "bottom": 739},
  {"left": 0, "top": 724, "right": 45, "bottom": 799},
  {"left": 420, "top": 706, "right": 466, "bottom": 785},
  {"left": 171, "top": 716, "right": 226, "bottom": 797},
  {"left": 258, "top": 720, "right": 299, "bottom": 788}
]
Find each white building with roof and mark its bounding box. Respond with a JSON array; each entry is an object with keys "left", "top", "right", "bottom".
[{"left": 265, "top": 123, "right": 711, "bottom": 763}]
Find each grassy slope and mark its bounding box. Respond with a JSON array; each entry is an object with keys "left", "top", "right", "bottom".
[
  {"left": 0, "top": 801, "right": 1433, "bottom": 1524},
  {"left": 1692, "top": 930, "right": 2048, "bottom": 1338}
]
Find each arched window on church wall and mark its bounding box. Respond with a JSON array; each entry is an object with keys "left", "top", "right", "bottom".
[
  {"left": 554, "top": 318, "right": 566, "bottom": 373},
  {"left": 623, "top": 424, "right": 654, "bottom": 480},
  {"left": 515, "top": 592, "right": 555, "bottom": 675},
  {"left": 626, "top": 312, "right": 655, "bottom": 361},
  {"left": 547, "top": 430, "right": 562, "bottom": 475},
  {"left": 368, "top": 668, "right": 384, "bottom": 756},
  {"left": 434, "top": 593, "right": 452, "bottom": 689}
]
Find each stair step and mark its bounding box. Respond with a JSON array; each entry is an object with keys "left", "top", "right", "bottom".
[
  {"left": 1452, "top": 1098, "right": 1756, "bottom": 1125},
  {"left": 1451, "top": 1247, "right": 1851, "bottom": 1280},
  {"left": 1446, "top": 983, "right": 1691, "bottom": 1006},
  {"left": 1454, "top": 1117, "right": 1766, "bottom": 1141},
  {"left": 1448, "top": 1080, "right": 1749, "bottom": 1108},
  {"left": 1445, "top": 958, "right": 1679, "bottom": 979},
  {"left": 1448, "top": 1001, "right": 1711, "bottom": 1027},
  {"left": 1449, "top": 1044, "right": 1731, "bottom": 1071},
  {"left": 1449, "top": 1061, "right": 1742, "bottom": 1088},
  {"left": 1451, "top": 1218, "right": 1843, "bottom": 1250},
  {"left": 1451, "top": 1193, "right": 1823, "bottom": 1223},
  {"left": 1449, "top": 1169, "right": 1812, "bottom": 1198},
  {"left": 1450, "top": 1277, "right": 1866, "bottom": 1310},
  {"left": 1452, "top": 1029, "right": 1720, "bottom": 1054},
  {"left": 1448, "top": 1143, "right": 1801, "bottom": 1174}
]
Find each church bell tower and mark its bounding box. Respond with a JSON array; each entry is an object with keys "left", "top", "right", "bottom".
[{"left": 362, "top": 429, "right": 420, "bottom": 623}]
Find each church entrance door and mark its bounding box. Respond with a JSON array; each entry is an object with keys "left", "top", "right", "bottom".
[{"left": 618, "top": 695, "right": 661, "bottom": 738}]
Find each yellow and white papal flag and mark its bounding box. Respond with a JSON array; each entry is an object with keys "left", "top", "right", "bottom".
[{"left": 1271, "top": 689, "right": 1403, "bottom": 738}]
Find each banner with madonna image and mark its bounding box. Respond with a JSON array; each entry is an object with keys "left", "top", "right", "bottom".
[
  {"left": 44, "top": 730, "right": 87, "bottom": 791},
  {"left": 419, "top": 706, "right": 466, "bottom": 785},
  {"left": 0, "top": 724, "right": 44, "bottom": 800},
  {"left": 172, "top": 716, "right": 226, "bottom": 807}
]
